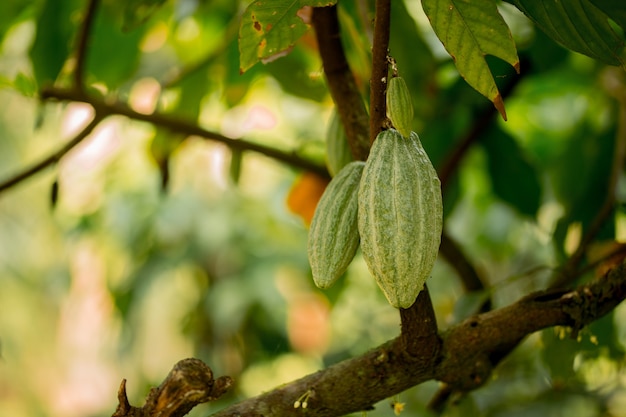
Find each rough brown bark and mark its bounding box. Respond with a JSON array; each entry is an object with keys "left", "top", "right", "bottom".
[{"left": 204, "top": 260, "right": 626, "bottom": 417}]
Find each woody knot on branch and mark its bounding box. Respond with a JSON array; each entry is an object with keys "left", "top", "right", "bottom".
[{"left": 111, "top": 358, "right": 233, "bottom": 417}]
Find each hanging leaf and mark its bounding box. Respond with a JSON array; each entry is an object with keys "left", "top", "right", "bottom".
[
  {"left": 509, "top": 0, "right": 625, "bottom": 68},
  {"left": 29, "top": 0, "right": 81, "bottom": 86},
  {"left": 239, "top": 0, "right": 336, "bottom": 73},
  {"left": 590, "top": 0, "right": 626, "bottom": 31},
  {"left": 481, "top": 124, "right": 541, "bottom": 217},
  {"left": 421, "top": 0, "right": 520, "bottom": 120}
]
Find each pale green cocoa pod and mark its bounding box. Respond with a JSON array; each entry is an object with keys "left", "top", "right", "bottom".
[
  {"left": 386, "top": 76, "right": 414, "bottom": 138},
  {"left": 308, "top": 161, "right": 365, "bottom": 289},
  {"left": 358, "top": 129, "right": 442, "bottom": 308},
  {"left": 325, "top": 110, "right": 354, "bottom": 176}
]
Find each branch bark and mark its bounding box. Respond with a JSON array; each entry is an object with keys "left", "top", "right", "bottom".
[
  {"left": 0, "top": 87, "right": 330, "bottom": 194},
  {"left": 551, "top": 68, "right": 626, "bottom": 289},
  {"left": 206, "top": 260, "right": 626, "bottom": 417},
  {"left": 112, "top": 358, "right": 232, "bottom": 417},
  {"left": 74, "top": 0, "right": 100, "bottom": 90},
  {"left": 0, "top": 113, "right": 104, "bottom": 193},
  {"left": 312, "top": 6, "right": 370, "bottom": 161},
  {"left": 368, "top": 0, "right": 391, "bottom": 143}
]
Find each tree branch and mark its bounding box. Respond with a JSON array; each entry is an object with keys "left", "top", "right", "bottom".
[
  {"left": 440, "top": 232, "right": 486, "bottom": 293},
  {"left": 400, "top": 286, "right": 441, "bottom": 360},
  {"left": 312, "top": 5, "right": 370, "bottom": 161},
  {"left": 551, "top": 68, "right": 626, "bottom": 289},
  {"left": 368, "top": 0, "right": 391, "bottom": 144},
  {"left": 0, "top": 113, "right": 104, "bottom": 193},
  {"left": 437, "top": 67, "right": 523, "bottom": 191},
  {"left": 74, "top": 0, "right": 100, "bottom": 90},
  {"left": 112, "top": 358, "right": 232, "bottom": 417},
  {"left": 0, "top": 87, "right": 330, "bottom": 194},
  {"left": 207, "top": 260, "right": 626, "bottom": 417}
]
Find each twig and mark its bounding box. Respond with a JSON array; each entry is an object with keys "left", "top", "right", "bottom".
[
  {"left": 440, "top": 232, "right": 485, "bottom": 293},
  {"left": 551, "top": 70, "right": 626, "bottom": 289},
  {"left": 368, "top": 0, "right": 391, "bottom": 143},
  {"left": 74, "top": 0, "right": 100, "bottom": 90},
  {"left": 0, "top": 113, "right": 104, "bottom": 193},
  {"left": 312, "top": 6, "right": 370, "bottom": 161},
  {"left": 437, "top": 67, "right": 523, "bottom": 191}
]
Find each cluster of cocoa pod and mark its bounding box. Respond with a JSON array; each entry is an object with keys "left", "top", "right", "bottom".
[{"left": 308, "top": 76, "right": 443, "bottom": 309}]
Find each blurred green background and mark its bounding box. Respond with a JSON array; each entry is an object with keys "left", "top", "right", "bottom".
[{"left": 1, "top": 1, "right": 626, "bottom": 416}]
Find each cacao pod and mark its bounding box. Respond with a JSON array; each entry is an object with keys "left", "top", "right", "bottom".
[
  {"left": 358, "top": 129, "right": 442, "bottom": 308},
  {"left": 326, "top": 110, "right": 354, "bottom": 176},
  {"left": 386, "top": 76, "right": 413, "bottom": 138},
  {"left": 308, "top": 161, "right": 365, "bottom": 289}
]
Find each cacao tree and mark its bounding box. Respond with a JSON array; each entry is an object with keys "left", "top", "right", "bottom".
[{"left": 1, "top": 1, "right": 626, "bottom": 417}]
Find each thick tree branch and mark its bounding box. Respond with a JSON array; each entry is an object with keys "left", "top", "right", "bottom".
[
  {"left": 312, "top": 6, "right": 370, "bottom": 161},
  {"left": 207, "top": 260, "right": 626, "bottom": 417},
  {"left": 0, "top": 87, "right": 329, "bottom": 194},
  {"left": 368, "top": 0, "right": 391, "bottom": 143}
]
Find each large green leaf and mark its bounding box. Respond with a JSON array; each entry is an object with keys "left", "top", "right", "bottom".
[
  {"left": 481, "top": 124, "right": 541, "bottom": 217},
  {"left": 86, "top": 2, "right": 145, "bottom": 89},
  {"left": 29, "top": 0, "right": 81, "bottom": 86},
  {"left": 421, "top": 0, "right": 520, "bottom": 120},
  {"left": 239, "top": 0, "right": 336, "bottom": 73},
  {"left": 590, "top": 0, "right": 626, "bottom": 31},
  {"left": 509, "top": 0, "right": 625, "bottom": 68}
]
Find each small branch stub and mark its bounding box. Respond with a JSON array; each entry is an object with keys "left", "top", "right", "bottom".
[{"left": 111, "top": 358, "right": 233, "bottom": 417}]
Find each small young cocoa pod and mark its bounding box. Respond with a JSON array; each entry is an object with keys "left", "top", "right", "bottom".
[
  {"left": 308, "top": 161, "right": 365, "bottom": 288},
  {"left": 386, "top": 76, "right": 414, "bottom": 138},
  {"left": 326, "top": 110, "right": 354, "bottom": 176},
  {"left": 358, "top": 129, "right": 442, "bottom": 308}
]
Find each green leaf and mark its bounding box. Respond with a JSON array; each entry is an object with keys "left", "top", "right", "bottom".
[
  {"left": 590, "top": 0, "right": 626, "bottom": 31},
  {"left": 86, "top": 3, "right": 145, "bottom": 89},
  {"left": 122, "top": 0, "right": 168, "bottom": 31},
  {"left": 509, "top": 0, "right": 625, "bottom": 68},
  {"left": 238, "top": 0, "right": 336, "bottom": 73},
  {"left": 13, "top": 73, "right": 38, "bottom": 97},
  {"left": 421, "top": 0, "right": 520, "bottom": 120},
  {"left": 481, "top": 124, "right": 541, "bottom": 217},
  {"left": 30, "top": 0, "right": 81, "bottom": 86}
]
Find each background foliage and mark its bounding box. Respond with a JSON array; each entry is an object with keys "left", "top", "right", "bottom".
[{"left": 1, "top": 0, "right": 626, "bottom": 416}]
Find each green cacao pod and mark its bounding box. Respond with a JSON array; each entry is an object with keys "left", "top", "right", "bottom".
[
  {"left": 308, "top": 161, "right": 365, "bottom": 289},
  {"left": 326, "top": 110, "right": 354, "bottom": 176},
  {"left": 358, "top": 129, "right": 442, "bottom": 308},
  {"left": 386, "top": 76, "right": 413, "bottom": 138}
]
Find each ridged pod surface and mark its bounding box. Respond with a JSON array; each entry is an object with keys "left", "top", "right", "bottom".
[
  {"left": 386, "top": 76, "right": 414, "bottom": 138},
  {"left": 325, "top": 110, "right": 354, "bottom": 176},
  {"left": 358, "top": 129, "right": 442, "bottom": 308},
  {"left": 308, "top": 161, "right": 365, "bottom": 289}
]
